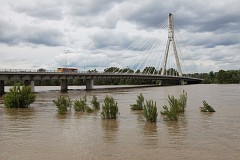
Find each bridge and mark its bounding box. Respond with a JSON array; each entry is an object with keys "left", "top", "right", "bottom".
[{"left": 0, "top": 13, "right": 202, "bottom": 94}]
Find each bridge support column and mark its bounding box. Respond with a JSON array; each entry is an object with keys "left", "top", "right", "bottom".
[
  {"left": 24, "top": 80, "right": 35, "bottom": 92},
  {"left": 61, "top": 79, "right": 68, "bottom": 92},
  {"left": 180, "top": 80, "right": 187, "bottom": 85},
  {"left": 159, "top": 80, "right": 163, "bottom": 86},
  {"left": 0, "top": 80, "right": 4, "bottom": 95},
  {"left": 86, "top": 79, "right": 94, "bottom": 90}
]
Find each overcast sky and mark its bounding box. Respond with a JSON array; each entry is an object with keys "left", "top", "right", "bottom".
[{"left": 0, "top": 0, "right": 239, "bottom": 73}]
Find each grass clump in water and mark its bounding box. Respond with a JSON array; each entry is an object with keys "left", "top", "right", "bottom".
[
  {"left": 101, "top": 95, "right": 118, "bottom": 119},
  {"left": 53, "top": 96, "right": 71, "bottom": 114},
  {"left": 91, "top": 95, "right": 100, "bottom": 110},
  {"left": 160, "top": 95, "right": 179, "bottom": 121},
  {"left": 160, "top": 90, "right": 188, "bottom": 121},
  {"left": 200, "top": 100, "right": 215, "bottom": 112},
  {"left": 4, "top": 84, "right": 36, "bottom": 108},
  {"left": 178, "top": 90, "right": 187, "bottom": 113},
  {"left": 73, "top": 95, "right": 93, "bottom": 113},
  {"left": 143, "top": 100, "right": 158, "bottom": 122},
  {"left": 130, "top": 93, "right": 144, "bottom": 110}
]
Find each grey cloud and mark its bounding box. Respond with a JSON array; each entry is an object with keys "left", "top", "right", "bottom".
[
  {"left": 89, "top": 30, "right": 136, "bottom": 50},
  {"left": 66, "top": 0, "right": 123, "bottom": 16},
  {"left": 0, "top": 19, "right": 18, "bottom": 45},
  {"left": 0, "top": 18, "right": 65, "bottom": 46},
  {"left": 22, "top": 27, "right": 65, "bottom": 46},
  {"left": 122, "top": 0, "right": 240, "bottom": 35},
  {"left": 11, "top": 1, "right": 64, "bottom": 20}
]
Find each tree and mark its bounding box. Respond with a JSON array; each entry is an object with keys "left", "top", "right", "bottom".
[
  {"left": 4, "top": 84, "right": 36, "bottom": 108},
  {"left": 160, "top": 95, "right": 179, "bottom": 121},
  {"left": 160, "top": 90, "right": 188, "bottom": 121},
  {"left": 104, "top": 67, "right": 120, "bottom": 73},
  {"left": 53, "top": 96, "right": 71, "bottom": 114},
  {"left": 101, "top": 95, "right": 118, "bottom": 119},
  {"left": 73, "top": 96, "right": 93, "bottom": 113},
  {"left": 130, "top": 93, "right": 144, "bottom": 110},
  {"left": 167, "top": 68, "right": 179, "bottom": 76},
  {"left": 143, "top": 100, "right": 158, "bottom": 122},
  {"left": 142, "top": 67, "right": 157, "bottom": 74},
  {"left": 91, "top": 95, "right": 100, "bottom": 110},
  {"left": 200, "top": 100, "right": 215, "bottom": 112}
]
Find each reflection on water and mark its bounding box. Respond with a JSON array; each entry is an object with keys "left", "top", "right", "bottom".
[
  {"left": 0, "top": 84, "right": 240, "bottom": 160},
  {"left": 164, "top": 114, "right": 188, "bottom": 149},
  {"left": 101, "top": 119, "right": 119, "bottom": 143},
  {"left": 141, "top": 122, "right": 158, "bottom": 148}
]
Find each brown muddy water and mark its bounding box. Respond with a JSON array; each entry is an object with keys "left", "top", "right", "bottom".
[{"left": 0, "top": 84, "right": 240, "bottom": 160}]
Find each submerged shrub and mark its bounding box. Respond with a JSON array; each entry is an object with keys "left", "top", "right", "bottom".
[
  {"left": 91, "top": 95, "right": 100, "bottom": 110},
  {"left": 101, "top": 95, "right": 118, "bottom": 119},
  {"left": 4, "top": 84, "right": 36, "bottom": 108},
  {"left": 160, "top": 95, "right": 179, "bottom": 121},
  {"left": 53, "top": 96, "right": 71, "bottom": 114},
  {"left": 130, "top": 93, "right": 144, "bottom": 110},
  {"left": 74, "top": 95, "right": 93, "bottom": 113},
  {"left": 143, "top": 100, "right": 158, "bottom": 122},
  {"left": 200, "top": 100, "right": 215, "bottom": 112},
  {"left": 160, "top": 91, "right": 188, "bottom": 121},
  {"left": 178, "top": 90, "right": 187, "bottom": 113}
]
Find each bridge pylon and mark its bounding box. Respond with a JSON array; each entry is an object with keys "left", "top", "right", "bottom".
[{"left": 161, "top": 13, "right": 183, "bottom": 76}]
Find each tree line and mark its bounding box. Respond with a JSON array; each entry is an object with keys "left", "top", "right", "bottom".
[
  {"left": 4, "top": 67, "right": 240, "bottom": 86},
  {"left": 188, "top": 70, "right": 240, "bottom": 84}
]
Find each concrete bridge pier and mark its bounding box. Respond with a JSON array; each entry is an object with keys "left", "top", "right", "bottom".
[
  {"left": 86, "top": 79, "right": 94, "bottom": 90},
  {"left": 180, "top": 80, "right": 187, "bottom": 85},
  {"left": 24, "top": 80, "right": 35, "bottom": 92},
  {"left": 61, "top": 79, "right": 68, "bottom": 92},
  {"left": 0, "top": 80, "right": 4, "bottom": 95},
  {"left": 159, "top": 80, "right": 163, "bottom": 86}
]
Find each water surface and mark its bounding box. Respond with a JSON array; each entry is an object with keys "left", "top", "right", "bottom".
[{"left": 0, "top": 84, "right": 239, "bottom": 160}]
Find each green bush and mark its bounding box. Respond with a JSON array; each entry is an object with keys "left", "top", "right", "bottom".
[
  {"left": 91, "top": 95, "right": 100, "bottom": 110},
  {"left": 160, "top": 95, "right": 179, "bottom": 121},
  {"left": 160, "top": 91, "right": 188, "bottom": 121},
  {"left": 130, "top": 93, "right": 144, "bottom": 110},
  {"left": 101, "top": 95, "right": 118, "bottom": 119},
  {"left": 178, "top": 90, "right": 187, "bottom": 113},
  {"left": 143, "top": 100, "right": 158, "bottom": 122},
  {"left": 4, "top": 84, "right": 36, "bottom": 108},
  {"left": 200, "top": 100, "right": 215, "bottom": 112},
  {"left": 53, "top": 96, "right": 71, "bottom": 114},
  {"left": 73, "top": 96, "right": 93, "bottom": 113}
]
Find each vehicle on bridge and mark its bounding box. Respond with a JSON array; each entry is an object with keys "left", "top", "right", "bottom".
[
  {"left": 57, "top": 68, "right": 78, "bottom": 73},
  {"left": 37, "top": 68, "right": 46, "bottom": 72}
]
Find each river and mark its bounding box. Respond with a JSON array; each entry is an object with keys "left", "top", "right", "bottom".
[{"left": 0, "top": 84, "right": 239, "bottom": 160}]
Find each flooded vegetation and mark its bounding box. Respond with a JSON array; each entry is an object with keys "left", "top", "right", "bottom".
[{"left": 0, "top": 84, "right": 240, "bottom": 160}]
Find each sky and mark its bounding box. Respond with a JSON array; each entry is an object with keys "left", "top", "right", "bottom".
[{"left": 0, "top": 0, "right": 239, "bottom": 73}]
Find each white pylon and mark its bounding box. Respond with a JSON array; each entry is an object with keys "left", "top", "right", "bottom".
[{"left": 161, "top": 13, "right": 183, "bottom": 76}]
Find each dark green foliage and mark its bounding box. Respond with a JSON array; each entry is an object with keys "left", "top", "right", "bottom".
[
  {"left": 143, "top": 100, "right": 158, "bottom": 122},
  {"left": 161, "top": 96, "right": 179, "bottom": 121},
  {"left": 130, "top": 93, "right": 144, "bottom": 110},
  {"left": 53, "top": 96, "right": 71, "bottom": 114},
  {"left": 189, "top": 69, "right": 240, "bottom": 84},
  {"left": 142, "top": 67, "right": 157, "bottom": 74},
  {"left": 4, "top": 84, "right": 36, "bottom": 108},
  {"left": 200, "top": 100, "right": 215, "bottom": 112},
  {"left": 160, "top": 90, "right": 188, "bottom": 121},
  {"left": 178, "top": 90, "right": 187, "bottom": 113},
  {"left": 73, "top": 96, "right": 93, "bottom": 113},
  {"left": 73, "top": 99, "right": 86, "bottom": 112},
  {"left": 91, "top": 95, "right": 100, "bottom": 110},
  {"left": 101, "top": 95, "right": 118, "bottom": 119}
]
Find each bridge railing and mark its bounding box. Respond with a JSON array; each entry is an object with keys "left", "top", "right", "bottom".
[{"left": 0, "top": 69, "right": 199, "bottom": 79}]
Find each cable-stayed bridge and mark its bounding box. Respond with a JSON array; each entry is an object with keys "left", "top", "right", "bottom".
[{"left": 0, "top": 13, "right": 202, "bottom": 94}]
